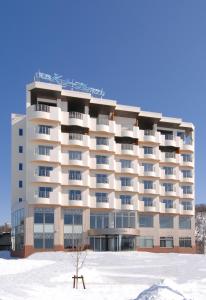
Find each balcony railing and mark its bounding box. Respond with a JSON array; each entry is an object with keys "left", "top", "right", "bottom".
[
  {"left": 69, "top": 111, "right": 83, "bottom": 119},
  {"left": 165, "top": 134, "right": 174, "bottom": 140},
  {"left": 121, "top": 144, "right": 133, "bottom": 150},
  {"left": 97, "top": 118, "right": 109, "bottom": 125},
  {"left": 69, "top": 133, "right": 83, "bottom": 141},
  {"left": 144, "top": 129, "right": 154, "bottom": 136},
  {"left": 35, "top": 104, "right": 50, "bottom": 112},
  {"left": 165, "top": 152, "right": 176, "bottom": 159}
]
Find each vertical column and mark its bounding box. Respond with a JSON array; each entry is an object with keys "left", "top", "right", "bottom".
[
  {"left": 83, "top": 208, "right": 90, "bottom": 246},
  {"left": 54, "top": 206, "right": 64, "bottom": 250},
  {"left": 24, "top": 205, "right": 34, "bottom": 256}
]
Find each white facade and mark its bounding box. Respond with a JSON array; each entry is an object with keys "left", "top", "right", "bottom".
[{"left": 11, "top": 81, "right": 195, "bottom": 256}]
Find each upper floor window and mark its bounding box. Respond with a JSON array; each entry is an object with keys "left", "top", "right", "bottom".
[
  {"left": 139, "top": 214, "right": 153, "bottom": 227},
  {"left": 160, "top": 215, "right": 174, "bottom": 228},
  {"left": 120, "top": 159, "right": 132, "bottom": 169},
  {"left": 163, "top": 166, "right": 174, "bottom": 175},
  {"left": 181, "top": 201, "right": 193, "bottom": 210},
  {"left": 34, "top": 208, "right": 54, "bottom": 224},
  {"left": 19, "top": 180, "right": 23, "bottom": 188},
  {"left": 181, "top": 153, "right": 192, "bottom": 162},
  {"left": 64, "top": 209, "right": 83, "bottom": 225},
  {"left": 163, "top": 183, "right": 174, "bottom": 192},
  {"left": 38, "top": 145, "right": 53, "bottom": 156},
  {"left": 38, "top": 125, "right": 52, "bottom": 135},
  {"left": 69, "top": 170, "right": 82, "bottom": 181},
  {"left": 143, "top": 146, "right": 153, "bottom": 155},
  {"left": 97, "top": 115, "right": 109, "bottom": 125},
  {"left": 69, "top": 111, "right": 83, "bottom": 119},
  {"left": 69, "top": 190, "right": 81, "bottom": 201},
  {"left": 165, "top": 152, "right": 175, "bottom": 158},
  {"left": 162, "top": 199, "right": 174, "bottom": 209},
  {"left": 95, "top": 192, "right": 108, "bottom": 203},
  {"left": 96, "top": 174, "right": 108, "bottom": 184},
  {"left": 179, "top": 216, "right": 191, "bottom": 229},
  {"left": 90, "top": 212, "right": 109, "bottom": 229},
  {"left": 179, "top": 237, "right": 192, "bottom": 248},
  {"left": 120, "top": 177, "right": 132, "bottom": 187},
  {"left": 19, "top": 163, "right": 23, "bottom": 171},
  {"left": 96, "top": 137, "right": 108, "bottom": 145},
  {"left": 69, "top": 151, "right": 82, "bottom": 160},
  {"left": 19, "top": 146, "right": 23, "bottom": 153},
  {"left": 69, "top": 133, "right": 83, "bottom": 141},
  {"left": 182, "top": 170, "right": 192, "bottom": 178},
  {"left": 142, "top": 163, "right": 154, "bottom": 172},
  {"left": 115, "top": 211, "right": 135, "bottom": 228},
  {"left": 143, "top": 180, "right": 154, "bottom": 190},
  {"left": 121, "top": 143, "right": 133, "bottom": 150},
  {"left": 38, "top": 187, "right": 53, "bottom": 198},
  {"left": 142, "top": 197, "right": 153, "bottom": 207},
  {"left": 96, "top": 155, "right": 108, "bottom": 165},
  {"left": 38, "top": 166, "right": 53, "bottom": 177},
  {"left": 19, "top": 128, "right": 23, "bottom": 136},
  {"left": 181, "top": 185, "right": 193, "bottom": 194},
  {"left": 120, "top": 195, "right": 132, "bottom": 205}
]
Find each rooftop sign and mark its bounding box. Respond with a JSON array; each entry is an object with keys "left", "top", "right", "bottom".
[{"left": 34, "top": 71, "right": 105, "bottom": 97}]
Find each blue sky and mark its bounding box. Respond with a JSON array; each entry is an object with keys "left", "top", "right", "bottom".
[{"left": 0, "top": 0, "right": 205, "bottom": 223}]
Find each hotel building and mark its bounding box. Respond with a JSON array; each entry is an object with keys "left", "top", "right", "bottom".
[{"left": 11, "top": 80, "right": 195, "bottom": 257}]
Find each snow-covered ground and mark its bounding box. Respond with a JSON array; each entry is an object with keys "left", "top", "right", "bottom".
[{"left": 0, "top": 251, "right": 206, "bottom": 300}]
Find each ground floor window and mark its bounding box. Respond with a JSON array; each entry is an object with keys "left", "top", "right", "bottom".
[
  {"left": 34, "top": 233, "right": 54, "bottom": 249},
  {"left": 34, "top": 208, "right": 54, "bottom": 249},
  {"left": 64, "top": 233, "right": 83, "bottom": 249},
  {"left": 90, "top": 235, "right": 136, "bottom": 251},
  {"left": 179, "top": 237, "right": 192, "bottom": 248},
  {"left": 138, "top": 236, "right": 154, "bottom": 248},
  {"left": 160, "top": 236, "right": 174, "bottom": 248},
  {"left": 11, "top": 208, "right": 24, "bottom": 251},
  {"left": 64, "top": 209, "right": 83, "bottom": 249}
]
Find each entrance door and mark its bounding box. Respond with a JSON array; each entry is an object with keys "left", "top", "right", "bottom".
[{"left": 121, "top": 236, "right": 135, "bottom": 250}]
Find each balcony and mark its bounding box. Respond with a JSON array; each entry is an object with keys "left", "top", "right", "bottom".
[
  {"left": 30, "top": 168, "right": 60, "bottom": 184},
  {"left": 160, "top": 186, "right": 177, "bottom": 197},
  {"left": 139, "top": 130, "right": 160, "bottom": 144},
  {"left": 161, "top": 152, "right": 178, "bottom": 164},
  {"left": 61, "top": 111, "right": 89, "bottom": 127},
  {"left": 61, "top": 133, "right": 89, "bottom": 147},
  {"left": 29, "top": 126, "right": 60, "bottom": 143},
  {"left": 160, "top": 134, "right": 181, "bottom": 148},
  {"left": 160, "top": 170, "right": 177, "bottom": 180},
  {"left": 96, "top": 182, "right": 110, "bottom": 189},
  {"left": 120, "top": 144, "right": 136, "bottom": 156},
  {"left": 120, "top": 125, "right": 139, "bottom": 139},
  {"left": 159, "top": 202, "right": 177, "bottom": 214},
  {"left": 96, "top": 202, "right": 110, "bottom": 209},
  {"left": 179, "top": 204, "right": 194, "bottom": 215},
  {"left": 121, "top": 203, "right": 134, "bottom": 210},
  {"left": 180, "top": 158, "right": 193, "bottom": 168},
  {"left": 30, "top": 148, "right": 59, "bottom": 163},
  {"left": 68, "top": 200, "right": 84, "bottom": 207},
  {"left": 27, "top": 105, "right": 60, "bottom": 122},
  {"left": 139, "top": 148, "right": 159, "bottom": 160},
  {"left": 33, "top": 190, "right": 60, "bottom": 205},
  {"left": 139, "top": 166, "right": 157, "bottom": 177}
]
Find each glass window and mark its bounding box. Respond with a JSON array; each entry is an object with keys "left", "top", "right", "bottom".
[
  {"left": 34, "top": 233, "right": 43, "bottom": 249},
  {"left": 179, "top": 216, "right": 191, "bottom": 229},
  {"left": 120, "top": 195, "right": 132, "bottom": 205},
  {"left": 182, "top": 185, "right": 193, "bottom": 194},
  {"left": 90, "top": 212, "right": 109, "bottom": 229},
  {"left": 19, "top": 146, "right": 23, "bottom": 153},
  {"left": 96, "top": 155, "right": 108, "bottom": 164},
  {"left": 121, "top": 144, "right": 133, "bottom": 150},
  {"left": 96, "top": 137, "right": 108, "bottom": 145},
  {"left": 64, "top": 209, "right": 83, "bottom": 226},
  {"left": 182, "top": 170, "right": 192, "bottom": 178},
  {"left": 19, "top": 128, "right": 23, "bottom": 136},
  {"left": 160, "top": 237, "right": 174, "bottom": 248},
  {"left": 69, "top": 151, "right": 82, "bottom": 160},
  {"left": 142, "top": 163, "right": 154, "bottom": 172},
  {"left": 143, "top": 146, "right": 153, "bottom": 155},
  {"left": 38, "top": 125, "right": 52, "bottom": 135},
  {"left": 163, "top": 166, "right": 174, "bottom": 175},
  {"left": 121, "top": 160, "right": 132, "bottom": 168},
  {"left": 34, "top": 211, "right": 44, "bottom": 224},
  {"left": 38, "top": 145, "right": 53, "bottom": 155},
  {"left": 19, "top": 198, "right": 22, "bottom": 203},
  {"left": 96, "top": 174, "right": 108, "bottom": 184},
  {"left": 179, "top": 237, "right": 192, "bottom": 247},
  {"left": 69, "top": 133, "right": 83, "bottom": 140},
  {"left": 160, "top": 216, "right": 173, "bottom": 228},
  {"left": 181, "top": 154, "right": 192, "bottom": 162},
  {"left": 163, "top": 183, "right": 174, "bottom": 192},
  {"left": 45, "top": 212, "right": 54, "bottom": 224},
  {"left": 165, "top": 152, "right": 175, "bottom": 158},
  {"left": 69, "top": 190, "right": 81, "bottom": 200},
  {"left": 144, "top": 181, "right": 154, "bottom": 189},
  {"left": 97, "top": 115, "right": 109, "bottom": 125},
  {"left": 115, "top": 211, "right": 135, "bottom": 228},
  {"left": 38, "top": 166, "right": 53, "bottom": 176},
  {"left": 138, "top": 236, "right": 154, "bottom": 248},
  {"left": 45, "top": 233, "right": 54, "bottom": 248},
  {"left": 142, "top": 197, "right": 153, "bottom": 207},
  {"left": 95, "top": 192, "right": 108, "bottom": 203},
  {"left": 19, "top": 180, "right": 23, "bottom": 188},
  {"left": 181, "top": 201, "right": 193, "bottom": 210},
  {"left": 38, "top": 187, "right": 53, "bottom": 198},
  {"left": 69, "top": 170, "right": 82, "bottom": 180},
  {"left": 139, "top": 214, "right": 153, "bottom": 227},
  {"left": 120, "top": 177, "right": 131, "bottom": 187},
  {"left": 19, "top": 163, "right": 23, "bottom": 171},
  {"left": 162, "top": 199, "right": 174, "bottom": 209}
]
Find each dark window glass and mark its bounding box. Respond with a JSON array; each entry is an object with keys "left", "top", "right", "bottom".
[
  {"left": 19, "top": 128, "right": 23, "bottom": 136},
  {"left": 34, "top": 212, "right": 44, "bottom": 224},
  {"left": 34, "top": 238, "right": 43, "bottom": 249},
  {"left": 19, "top": 180, "right": 23, "bottom": 188},
  {"left": 19, "top": 146, "right": 23, "bottom": 153},
  {"left": 64, "top": 214, "right": 73, "bottom": 225},
  {"left": 45, "top": 212, "right": 54, "bottom": 224},
  {"left": 19, "top": 163, "right": 23, "bottom": 171}
]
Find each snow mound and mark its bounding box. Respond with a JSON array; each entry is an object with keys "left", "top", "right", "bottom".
[{"left": 135, "top": 279, "right": 190, "bottom": 300}]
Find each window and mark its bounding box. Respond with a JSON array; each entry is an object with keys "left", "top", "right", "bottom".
[
  {"left": 96, "top": 155, "right": 108, "bottom": 165},
  {"left": 19, "top": 198, "right": 22, "bottom": 203},
  {"left": 90, "top": 212, "right": 109, "bottom": 229},
  {"left": 38, "top": 166, "right": 53, "bottom": 177},
  {"left": 160, "top": 216, "right": 173, "bottom": 228},
  {"left": 142, "top": 197, "right": 153, "bottom": 207},
  {"left": 19, "top": 163, "right": 23, "bottom": 171},
  {"left": 115, "top": 211, "right": 135, "bottom": 228},
  {"left": 179, "top": 216, "right": 191, "bottom": 229},
  {"left": 96, "top": 137, "right": 108, "bottom": 145},
  {"left": 165, "top": 152, "right": 175, "bottom": 158},
  {"left": 69, "top": 133, "right": 83, "bottom": 140},
  {"left": 181, "top": 185, "right": 193, "bottom": 194},
  {"left": 181, "top": 154, "right": 192, "bottom": 162},
  {"left": 143, "top": 147, "right": 153, "bottom": 155},
  {"left": 69, "top": 151, "right": 82, "bottom": 160},
  {"left": 11, "top": 208, "right": 24, "bottom": 251},
  {"left": 96, "top": 174, "right": 108, "bottom": 184},
  {"left": 95, "top": 192, "right": 108, "bottom": 203},
  {"left": 38, "top": 187, "right": 53, "bottom": 198},
  {"left": 138, "top": 237, "right": 154, "bottom": 248},
  {"left": 181, "top": 201, "right": 193, "bottom": 210},
  {"left": 144, "top": 180, "right": 154, "bottom": 189},
  {"left": 69, "top": 170, "right": 82, "bottom": 181},
  {"left": 163, "top": 183, "right": 174, "bottom": 192},
  {"left": 120, "top": 177, "right": 131, "bottom": 187},
  {"left": 139, "top": 214, "right": 153, "bottom": 227},
  {"left": 19, "top": 146, "right": 23, "bottom": 153},
  {"left": 179, "top": 237, "right": 192, "bottom": 248},
  {"left": 97, "top": 115, "right": 109, "bottom": 125},
  {"left": 38, "top": 125, "right": 52, "bottom": 135},
  {"left": 19, "top": 128, "right": 23, "bottom": 136},
  {"left": 160, "top": 237, "right": 174, "bottom": 248},
  {"left": 163, "top": 166, "right": 174, "bottom": 175},
  {"left": 142, "top": 163, "right": 154, "bottom": 172},
  {"left": 120, "top": 195, "right": 132, "bottom": 205},
  {"left": 34, "top": 208, "right": 54, "bottom": 249},
  {"left": 121, "top": 160, "right": 132, "bottom": 168},
  {"left": 121, "top": 144, "right": 133, "bottom": 150},
  {"left": 69, "top": 190, "right": 81, "bottom": 201},
  {"left": 64, "top": 209, "right": 83, "bottom": 225},
  {"left": 38, "top": 145, "right": 53, "bottom": 156},
  {"left": 182, "top": 170, "right": 192, "bottom": 178},
  {"left": 162, "top": 199, "right": 174, "bottom": 209},
  {"left": 69, "top": 111, "right": 83, "bottom": 119},
  {"left": 19, "top": 180, "right": 23, "bottom": 188}
]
